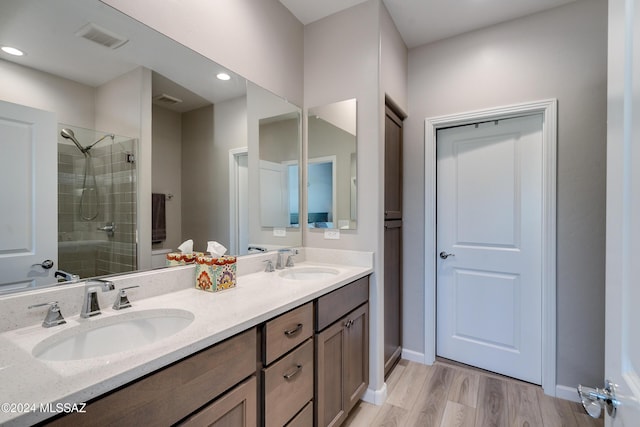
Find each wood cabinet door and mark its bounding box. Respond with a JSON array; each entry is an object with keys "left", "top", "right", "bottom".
[
  {"left": 315, "top": 320, "right": 346, "bottom": 427},
  {"left": 344, "top": 303, "right": 369, "bottom": 412},
  {"left": 180, "top": 376, "right": 257, "bottom": 427},
  {"left": 383, "top": 221, "right": 402, "bottom": 377},
  {"left": 384, "top": 105, "right": 403, "bottom": 220},
  {"left": 316, "top": 303, "right": 369, "bottom": 427}
]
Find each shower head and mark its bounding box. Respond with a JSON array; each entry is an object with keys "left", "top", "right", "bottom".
[
  {"left": 84, "top": 133, "right": 115, "bottom": 152},
  {"left": 60, "top": 128, "right": 88, "bottom": 155}
]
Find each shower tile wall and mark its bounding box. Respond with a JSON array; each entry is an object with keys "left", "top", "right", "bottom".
[{"left": 58, "top": 139, "right": 137, "bottom": 278}]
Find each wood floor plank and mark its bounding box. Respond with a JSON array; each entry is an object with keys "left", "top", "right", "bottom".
[
  {"left": 474, "top": 376, "right": 508, "bottom": 427},
  {"left": 404, "top": 364, "right": 456, "bottom": 426},
  {"left": 447, "top": 369, "right": 480, "bottom": 408},
  {"left": 385, "top": 359, "right": 408, "bottom": 397},
  {"left": 386, "top": 359, "right": 432, "bottom": 410},
  {"left": 440, "top": 401, "right": 475, "bottom": 427},
  {"left": 343, "top": 401, "right": 381, "bottom": 427},
  {"left": 348, "top": 360, "right": 599, "bottom": 427},
  {"left": 369, "top": 403, "right": 409, "bottom": 427},
  {"left": 507, "top": 381, "right": 544, "bottom": 427},
  {"left": 534, "top": 387, "right": 579, "bottom": 427}
]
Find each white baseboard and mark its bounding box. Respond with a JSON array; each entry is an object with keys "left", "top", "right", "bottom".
[
  {"left": 555, "top": 385, "right": 580, "bottom": 402},
  {"left": 362, "top": 383, "right": 387, "bottom": 406},
  {"left": 401, "top": 348, "right": 427, "bottom": 364}
]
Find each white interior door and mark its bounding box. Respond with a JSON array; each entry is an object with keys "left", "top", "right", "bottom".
[
  {"left": 600, "top": 0, "right": 640, "bottom": 424},
  {"left": 259, "top": 159, "right": 289, "bottom": 227},
  {"left": 436, "top": 114, "right": 543, "bottom": 384},
  {"left": 0, "top": 100, "right": 57, "bottom": 292}
]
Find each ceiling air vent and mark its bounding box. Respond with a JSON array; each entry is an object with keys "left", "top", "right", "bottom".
[
  {"left": 75, "top": 23, "right": 128, "bottom": 49},
  {"left": 153, "top": 94, "right": 183, "bottom": 105}
]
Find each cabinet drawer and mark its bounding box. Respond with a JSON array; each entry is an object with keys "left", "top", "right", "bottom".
[
  {"left": 285, "top": 400, "right": 313, "bottom": 427},
  {"left": 46, "top": 328, "right": 257, "bottom": 427},
  {"left": 179, "top": 376, "right": 257, "bottom": 427},
  {"left": 264, "top": 302, "right": 313, "bottom": 365},
  {"left": 316, "top": 276, "right": 369, "bottom": 331},
  {"left": 263, "top": 338, "right": 313, "bottom": 427}
]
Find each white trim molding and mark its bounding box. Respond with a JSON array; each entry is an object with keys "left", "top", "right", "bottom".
[
  {"left": 401, "top": 348, "right": 427, "bottom": 365},
  {"left": 228, "top": 147, "right": 248, "bottom": 255},
  {"left": 423, "top": 99, "right": 558, "bottom": 396},
  {"left": 555, "top": 385, "right": 581, "bottom": 403},
  {"left": 362, "top": 383, "right": 388, "bottom": 406}
]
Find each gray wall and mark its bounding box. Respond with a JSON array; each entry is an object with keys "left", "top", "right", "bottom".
[
  {"left": 403, "top": 0, "right": 607, "bottom": 389},
  {"left": 181, "top": 105, "right": 215, "bottom": 252},
  {"left": 304, "top": 0, "right": 408, "bottom": 399},
  {"left": 152, "top": 105, "right": 182, "bottom": 252}
]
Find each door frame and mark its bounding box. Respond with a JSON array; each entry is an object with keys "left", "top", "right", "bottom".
[
  {"left": 423, "top": 99, "right": 557, "bottom": 395},
  {"left": 228, "top": 147, "right": 248, "bottom": 255}
]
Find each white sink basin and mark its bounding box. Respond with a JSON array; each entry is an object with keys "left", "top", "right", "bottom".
[
  {"left": 32, "top": 309, "right": 194, "bottom": 361},
  {"left": 279, "top": 267, "right": 340, "bottom": 281}
]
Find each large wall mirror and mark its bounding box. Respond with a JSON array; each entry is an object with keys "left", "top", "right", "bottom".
[
  {"left": 307, "top": 99, "right": 357, "bottom": 229},
  {"left": 0, "top": 0, "right": 302, "bottom": 294}
]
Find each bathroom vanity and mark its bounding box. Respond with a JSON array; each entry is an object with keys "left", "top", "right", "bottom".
[{"left": 0, "top": 249, "right": 372, "bottom": 427}]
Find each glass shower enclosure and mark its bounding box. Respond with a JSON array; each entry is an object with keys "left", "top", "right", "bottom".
[{"left": 57, "top": 124, "right": 137, "bottom": 278}]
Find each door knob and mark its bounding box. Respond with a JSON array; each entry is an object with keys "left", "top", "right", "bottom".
[
  {"left": 439, "top": 251, "right": 455, "bottom": 259},
  {"left": 577, "top": 380, "right": 619, "bottom": 418},
  {"left": 32, "top": 259, "right": 54, "bottom": 269}
]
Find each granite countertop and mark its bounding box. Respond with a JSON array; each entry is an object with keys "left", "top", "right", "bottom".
[{"left": 0, "top": 260, "right": 372, "bottom": 426}]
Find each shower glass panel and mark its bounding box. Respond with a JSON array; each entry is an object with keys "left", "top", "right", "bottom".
[{"left": 57, "top": 124, "right": 138, "bottom": 278}]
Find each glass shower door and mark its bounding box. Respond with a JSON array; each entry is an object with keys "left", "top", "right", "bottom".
[{"left": 58, "top": 124, "right": 137, "bottom": 279}]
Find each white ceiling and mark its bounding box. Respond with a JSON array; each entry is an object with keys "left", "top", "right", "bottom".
[{"left": 280, "top": 0, "right": 578, "bottom": 48}]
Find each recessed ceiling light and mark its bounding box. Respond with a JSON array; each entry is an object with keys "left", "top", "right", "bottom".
[
  {"left": 1, "top": 46, "right": 25, "bottom": 56},
  {"left": 216, "top": 73, "right": 231, "bottom": 81}
]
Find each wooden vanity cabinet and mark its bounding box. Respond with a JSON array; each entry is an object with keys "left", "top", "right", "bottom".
[
  {"left": 261, "top": 302, "right": 314, "bottom": 427},
  {"left": 179, "top": 376, "right": 257, "bottom": 427},
  {"left": 45, "top": 328, "right": 257, "bottom": 427},
  {"left": 41, "top": 275, "right": 370, "bottom": 427},
  {"left": 315, "top": 276, "right": 369, "bottom": 427}
]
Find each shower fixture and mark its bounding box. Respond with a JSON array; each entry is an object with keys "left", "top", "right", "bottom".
[
  {"left": 60, "top": 128, "right": 115, "bottom": 155},
  {"left": 60, "top": 128, "right": 115, "bottom": 221},
  {"left": 60, "top": 128, "right": 88, "bottom": 156}
]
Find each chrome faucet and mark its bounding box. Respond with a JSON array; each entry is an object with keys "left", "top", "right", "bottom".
[
  {"left": 81, "top": 279, "right": 115, "bottom": 318},
  {"left": 276, "top": 249, "right": 289, "bottom": 270}
]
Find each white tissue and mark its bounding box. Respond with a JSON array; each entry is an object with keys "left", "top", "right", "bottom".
[
  {"left": 178, "top": 239, "right": 193, "bottom": 253},
  {"left": 207, "top": 241, "right": 227, "bottom": 257}
]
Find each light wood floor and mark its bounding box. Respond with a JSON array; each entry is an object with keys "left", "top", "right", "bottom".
[{"left": 344, "top": 359, "right": 604, "bottom": 427}]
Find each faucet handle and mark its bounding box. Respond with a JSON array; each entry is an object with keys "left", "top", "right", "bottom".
[
  {"left": 28, "top": 301, "right": 66, "bottom": 328},
  {"left": 113, "top": 286, "right": 139, "bottom": 310},
  {"left": 263, "top": 260, "right": 275, "bottom": 272},
  {"left": 285, "top": 250, "right": 298, "bottom": 268}
]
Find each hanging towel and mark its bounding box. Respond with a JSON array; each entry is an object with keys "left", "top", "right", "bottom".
[{"left": 152, "top": 193, "right": 166, "bottom": 243}]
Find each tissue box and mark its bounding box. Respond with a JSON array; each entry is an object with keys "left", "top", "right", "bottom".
[
  {"left": 195, "top": 255, "right": 237, "bottom": 292},
  {"left": 166, "top": 252, "right": 204, "bottom": 266}
]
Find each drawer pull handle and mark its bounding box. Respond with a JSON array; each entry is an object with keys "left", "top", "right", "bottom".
[
  {"left": 283, "top": 364, "right": 302, "bottom": 380},
  {"left": 344, "top": 319, "right": 354, "bottom": 328},
  {"left": 284, "top": 323, "right": 303, "bottom": 337}
]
